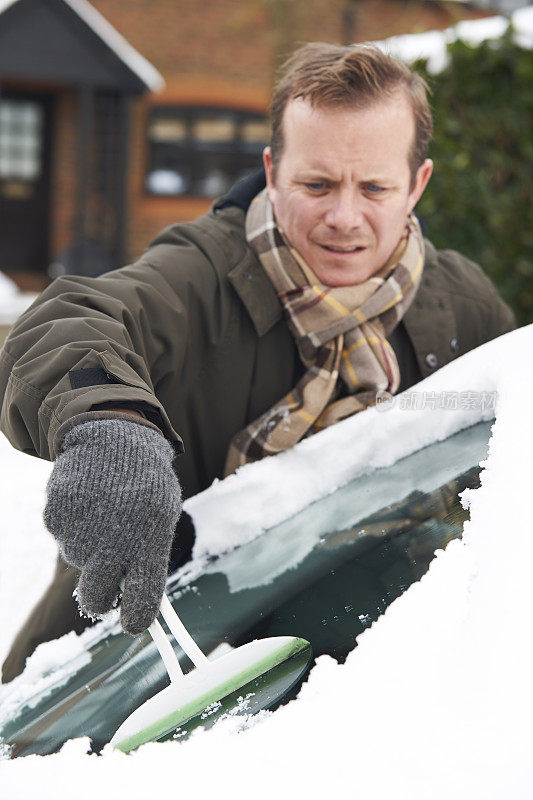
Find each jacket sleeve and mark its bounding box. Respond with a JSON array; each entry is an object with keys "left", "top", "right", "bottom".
[{"left": 0, "top": 222, "right": 230, "bottom": 461}]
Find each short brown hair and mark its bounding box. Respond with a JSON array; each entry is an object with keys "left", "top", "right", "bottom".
[{"left": 270, "top": 42, "right": 433, "bottom": 186}]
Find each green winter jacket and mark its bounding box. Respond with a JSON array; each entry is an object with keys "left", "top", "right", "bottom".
[{"left": 0, "top": 203, "right": 515, "bottom": 502}]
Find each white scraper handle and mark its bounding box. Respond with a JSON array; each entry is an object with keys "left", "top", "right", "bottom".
[
  {"left": 146, "top": 592, "right": 210, "bottom": 684},
  {"left": 159, "top": 593, "right": 209, "bottom": 669},
  {"left": 148, "top": 617, "right": 184, "bottom": 683}
]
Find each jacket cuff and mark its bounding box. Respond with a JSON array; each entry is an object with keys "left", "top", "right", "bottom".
[{"left": 52, "top": 411, "right": 166, "bottom": 458}]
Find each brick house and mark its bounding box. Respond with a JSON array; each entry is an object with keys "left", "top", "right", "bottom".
[{"left": 0, "top": 0, "right": 488, "bottom": 291}]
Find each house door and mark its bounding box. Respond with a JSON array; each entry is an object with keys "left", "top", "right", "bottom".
[{"left": 0, "top": 91, "right": 53, "bottom": 272}]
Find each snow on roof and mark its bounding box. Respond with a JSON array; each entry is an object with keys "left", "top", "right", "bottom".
[
  {"left": 374, "top": 4, "right": 533, "bottom": 72},
  {"left": 0, "top": 0, "right": 164, "bottom": 91}
]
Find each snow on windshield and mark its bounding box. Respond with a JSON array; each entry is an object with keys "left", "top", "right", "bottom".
[
  {"left": 185, "top": 326, "right": 514, "bottom": 559},
  {"left": 1, "top": 325, "right": 532, "bottom": 798}
]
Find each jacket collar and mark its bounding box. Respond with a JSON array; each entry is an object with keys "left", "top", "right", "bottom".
[{"left": 228, "top": 247, "right": 283, "bottom": 337}]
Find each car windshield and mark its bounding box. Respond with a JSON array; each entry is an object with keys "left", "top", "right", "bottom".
[{"left": 0, "top": 420, "right": 491, "bottom": 757}]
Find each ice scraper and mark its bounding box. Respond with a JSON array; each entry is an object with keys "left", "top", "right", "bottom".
[{"left": 111, "top": 592, "right": 310, "bottom": 752}]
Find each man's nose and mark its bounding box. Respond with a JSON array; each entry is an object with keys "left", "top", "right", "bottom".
[{"left": 323, "top": 189, "right": 364, "bottom": 233}]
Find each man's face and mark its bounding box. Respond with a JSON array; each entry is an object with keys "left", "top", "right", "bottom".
[{"left": 263, "top": 92, "right": 433, "bottom": 286}]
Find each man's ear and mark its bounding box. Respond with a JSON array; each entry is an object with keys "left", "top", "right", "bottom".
[
  {"left": 408, "top": 158, "right": 433, "bottom": 213},
  {"left": 263, "top": 146, "right": 275, "bottom": 195}
]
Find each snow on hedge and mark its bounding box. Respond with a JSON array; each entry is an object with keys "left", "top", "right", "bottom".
[{"left": 374, "top": 4, "right": 533, "bottom": 72}]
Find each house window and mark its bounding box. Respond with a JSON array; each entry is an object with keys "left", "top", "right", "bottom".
[
  {"left": 145, "top": 106, "right": 269, "bottom": 197},
  {"left": 0, "top": 100, "right": 43, "bottom": 182}
]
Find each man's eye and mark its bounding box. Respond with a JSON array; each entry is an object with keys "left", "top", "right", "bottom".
[
  {"left": 305, "top": 182, "right": 328, "bottom": 192},
  {"left": 365, "top": 183, "right": 384, "bottom": 194}
]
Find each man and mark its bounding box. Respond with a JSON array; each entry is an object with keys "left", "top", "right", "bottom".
[{"left": 0, "top": 43, "right": 514, "bottom": 682}]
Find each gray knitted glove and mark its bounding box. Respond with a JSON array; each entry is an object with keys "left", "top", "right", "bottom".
[{"left": 43, "top": 418, "right": 182, "bottom": 634}]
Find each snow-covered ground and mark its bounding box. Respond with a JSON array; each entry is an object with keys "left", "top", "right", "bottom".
[
  {"left": 1, "top": 325, "right": 532, "bottom": 799},
  {"left": 0, "top": 272, "right": 38, "bottom": 326},
  {"left": 0, "top": 439, "right": 55, "bottom": 664}
]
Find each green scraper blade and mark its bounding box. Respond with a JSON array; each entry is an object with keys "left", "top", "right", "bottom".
[{"left": 112, "top": 635, "right": 311, "bottom": 753}]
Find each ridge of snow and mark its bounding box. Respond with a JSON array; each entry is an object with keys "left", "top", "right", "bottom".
[{"left": 0, "top": 615, "right": 121, "bottom": 725}]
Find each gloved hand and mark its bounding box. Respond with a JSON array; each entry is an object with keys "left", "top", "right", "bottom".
[{"left": 44, "top": 417, "right": 182, "bottom": 634}]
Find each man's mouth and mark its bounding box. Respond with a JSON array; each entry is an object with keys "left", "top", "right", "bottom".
[{"left": 320, "top": 244, "right": 365, "bottom": 254}]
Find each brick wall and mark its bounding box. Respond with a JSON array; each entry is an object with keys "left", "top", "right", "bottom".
[{"left": 50, "top": 90, "right": 78, "bottom": 257}]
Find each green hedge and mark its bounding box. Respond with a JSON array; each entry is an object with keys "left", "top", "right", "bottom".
[{"left": 415, "top": 29, "right": 533, "bottom": 326}]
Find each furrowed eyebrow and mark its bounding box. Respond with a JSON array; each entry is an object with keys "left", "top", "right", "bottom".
[
  {"left": 295, "top": 173, "right": 332, "bottom": 182},
  {"left": 293, "top": 172, "right": 396, "bottom": 188}
]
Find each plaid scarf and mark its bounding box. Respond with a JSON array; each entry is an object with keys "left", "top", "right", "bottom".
[{"left": 224, "top": 188, "right": 424, "bottom": 476}]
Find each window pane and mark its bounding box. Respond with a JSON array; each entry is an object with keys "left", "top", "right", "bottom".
[
  {"left": 0, "top": 100, "right": 43, "bottom": 180},
  {"left": 192, "top": 117, "right": 236, "bottom": 145},
  {"left": 196, "top": 168, "right": 232, "bottom": 197},
  {"left": 145, "top": 169, "right": 185, "bottom": 195},
  {"left": 241, "top": 119, "right": 270, "bottom": 153},
  {"left": 149, "top": 118, "right": 187, "bottom": 143},
  {"left": 146, "top": 106, "right": 268, "bottom": 197}
]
